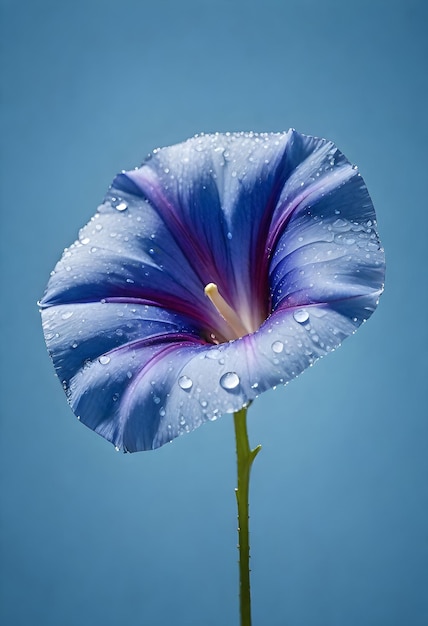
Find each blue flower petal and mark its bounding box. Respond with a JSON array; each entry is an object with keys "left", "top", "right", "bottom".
[
  {"left": 269, "top": 157, "right": 384, "bottom": 313},
  {"left": 40, "top": 130, "right": 385, "bottom": 451},
  {"left": 119, "top": 132, "right": 296, "bottom": 332}
]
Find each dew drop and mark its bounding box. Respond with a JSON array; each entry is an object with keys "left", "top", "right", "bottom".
[
  {"left": 206, "top": 349, "right": 221, "bottom": 360},
  {"left": 333, "top": 218, "right": 349, "bottom": 230},
  {"left": 99, "top": 355, "right": 111, "bottom": 365},
  {"left": 61, "top": 311, "right": 73, "bottom": 320},
  {"left": 367, "top": 242, "right": 379, "bottom": 251},
  {"left": 220, "top": 372, "right": 240, "bottom": 390},
  {"left": 80, "top": 237, "right": 90, "bottom": 245},
  {"left": 293, "top": 309, "right": 309, "bottom": 324},
  {"left": 115, "top": 201, "right": 128, "bottom": 212},
  {"left": 272, "top": 340, "right": 284, "bottom": 354},
  {"left": 178, "top": 375, "right": 193, "bottom": 390}
]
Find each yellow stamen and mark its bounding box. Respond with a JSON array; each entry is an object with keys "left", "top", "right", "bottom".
[{"left": 204, "top": 283, "right": 249, "bottom": 339}]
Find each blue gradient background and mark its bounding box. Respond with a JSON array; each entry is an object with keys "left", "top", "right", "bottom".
[{"left": 1, "top": 1, "right": 427, "bottom": 624}]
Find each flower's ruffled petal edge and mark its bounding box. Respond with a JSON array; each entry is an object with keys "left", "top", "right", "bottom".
[
  {"left": 269, "top": 151, "right": 385, "bottom": 313},
  {"left": 39, "top": 190, "right": 233, "bottom": 340},
  {"left": 40, "top": 130, "right": 385, "bottom": 452},
  {"left": 44, "top": 294, "right": 380, "bottom": 452}
]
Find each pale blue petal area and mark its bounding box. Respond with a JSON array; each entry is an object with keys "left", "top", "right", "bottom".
[
  {"left": 238, "top": 299, "right": 377, "bottom": 395},
  {"left": 39, "top": 190, "right": 232, "bottom": 339},
  {"left": 269, "top": 160, "right": 385, "bottom": 314},
  {"left": 63, "top": 337, "right": 251, "bottom": 451},
  {"left": 40, "top": 192, "right": 199, "bottom": 308},
  {"left": 56, "top": 296, "right": 378, "bottom": 452},
  {"left": 41, "top": 301, "right": 202, "bottom": 383},
  {"left": 66, "top": 341, "right": 202, "bottom": 451}
]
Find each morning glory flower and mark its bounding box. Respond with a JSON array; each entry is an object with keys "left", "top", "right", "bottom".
[{"left": 40, "top": 130, "right": 385, "bottom": 452}]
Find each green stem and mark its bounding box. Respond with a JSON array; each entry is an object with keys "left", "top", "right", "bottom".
[{"left": 233, "top": 406, "right": 261, "bottom": 626}]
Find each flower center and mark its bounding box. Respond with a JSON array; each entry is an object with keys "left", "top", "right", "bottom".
[{"left": 204, "top": 283, "right": 250, "bottom": 339}]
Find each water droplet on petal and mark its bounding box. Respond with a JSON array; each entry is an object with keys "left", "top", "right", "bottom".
[
  {"left": 115, "top": 201, "right": 128, "bottom": 211},
  {"left": 178, "top": 375, "right": 193, "bottom": 390},
  {"left": 61, "top": 311, "right": 73, "bottom": 320},
  {"left": 99, "top": 355, "right": 111, "bottom": 365},
  {"left": 206, "top": 349, "right": 221, "bottom": 360},
  {"left": 220, "top": 372, "right": 240, "bottom": 390},
  {"left": 80, "top": 237, "right": 90, "bottom": 245},
  {"left": 293, "top": 309, "right": 309, "bottom": 324},
  {"left": 272, "top": 340, "right": 284, "bottom": 353}
]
